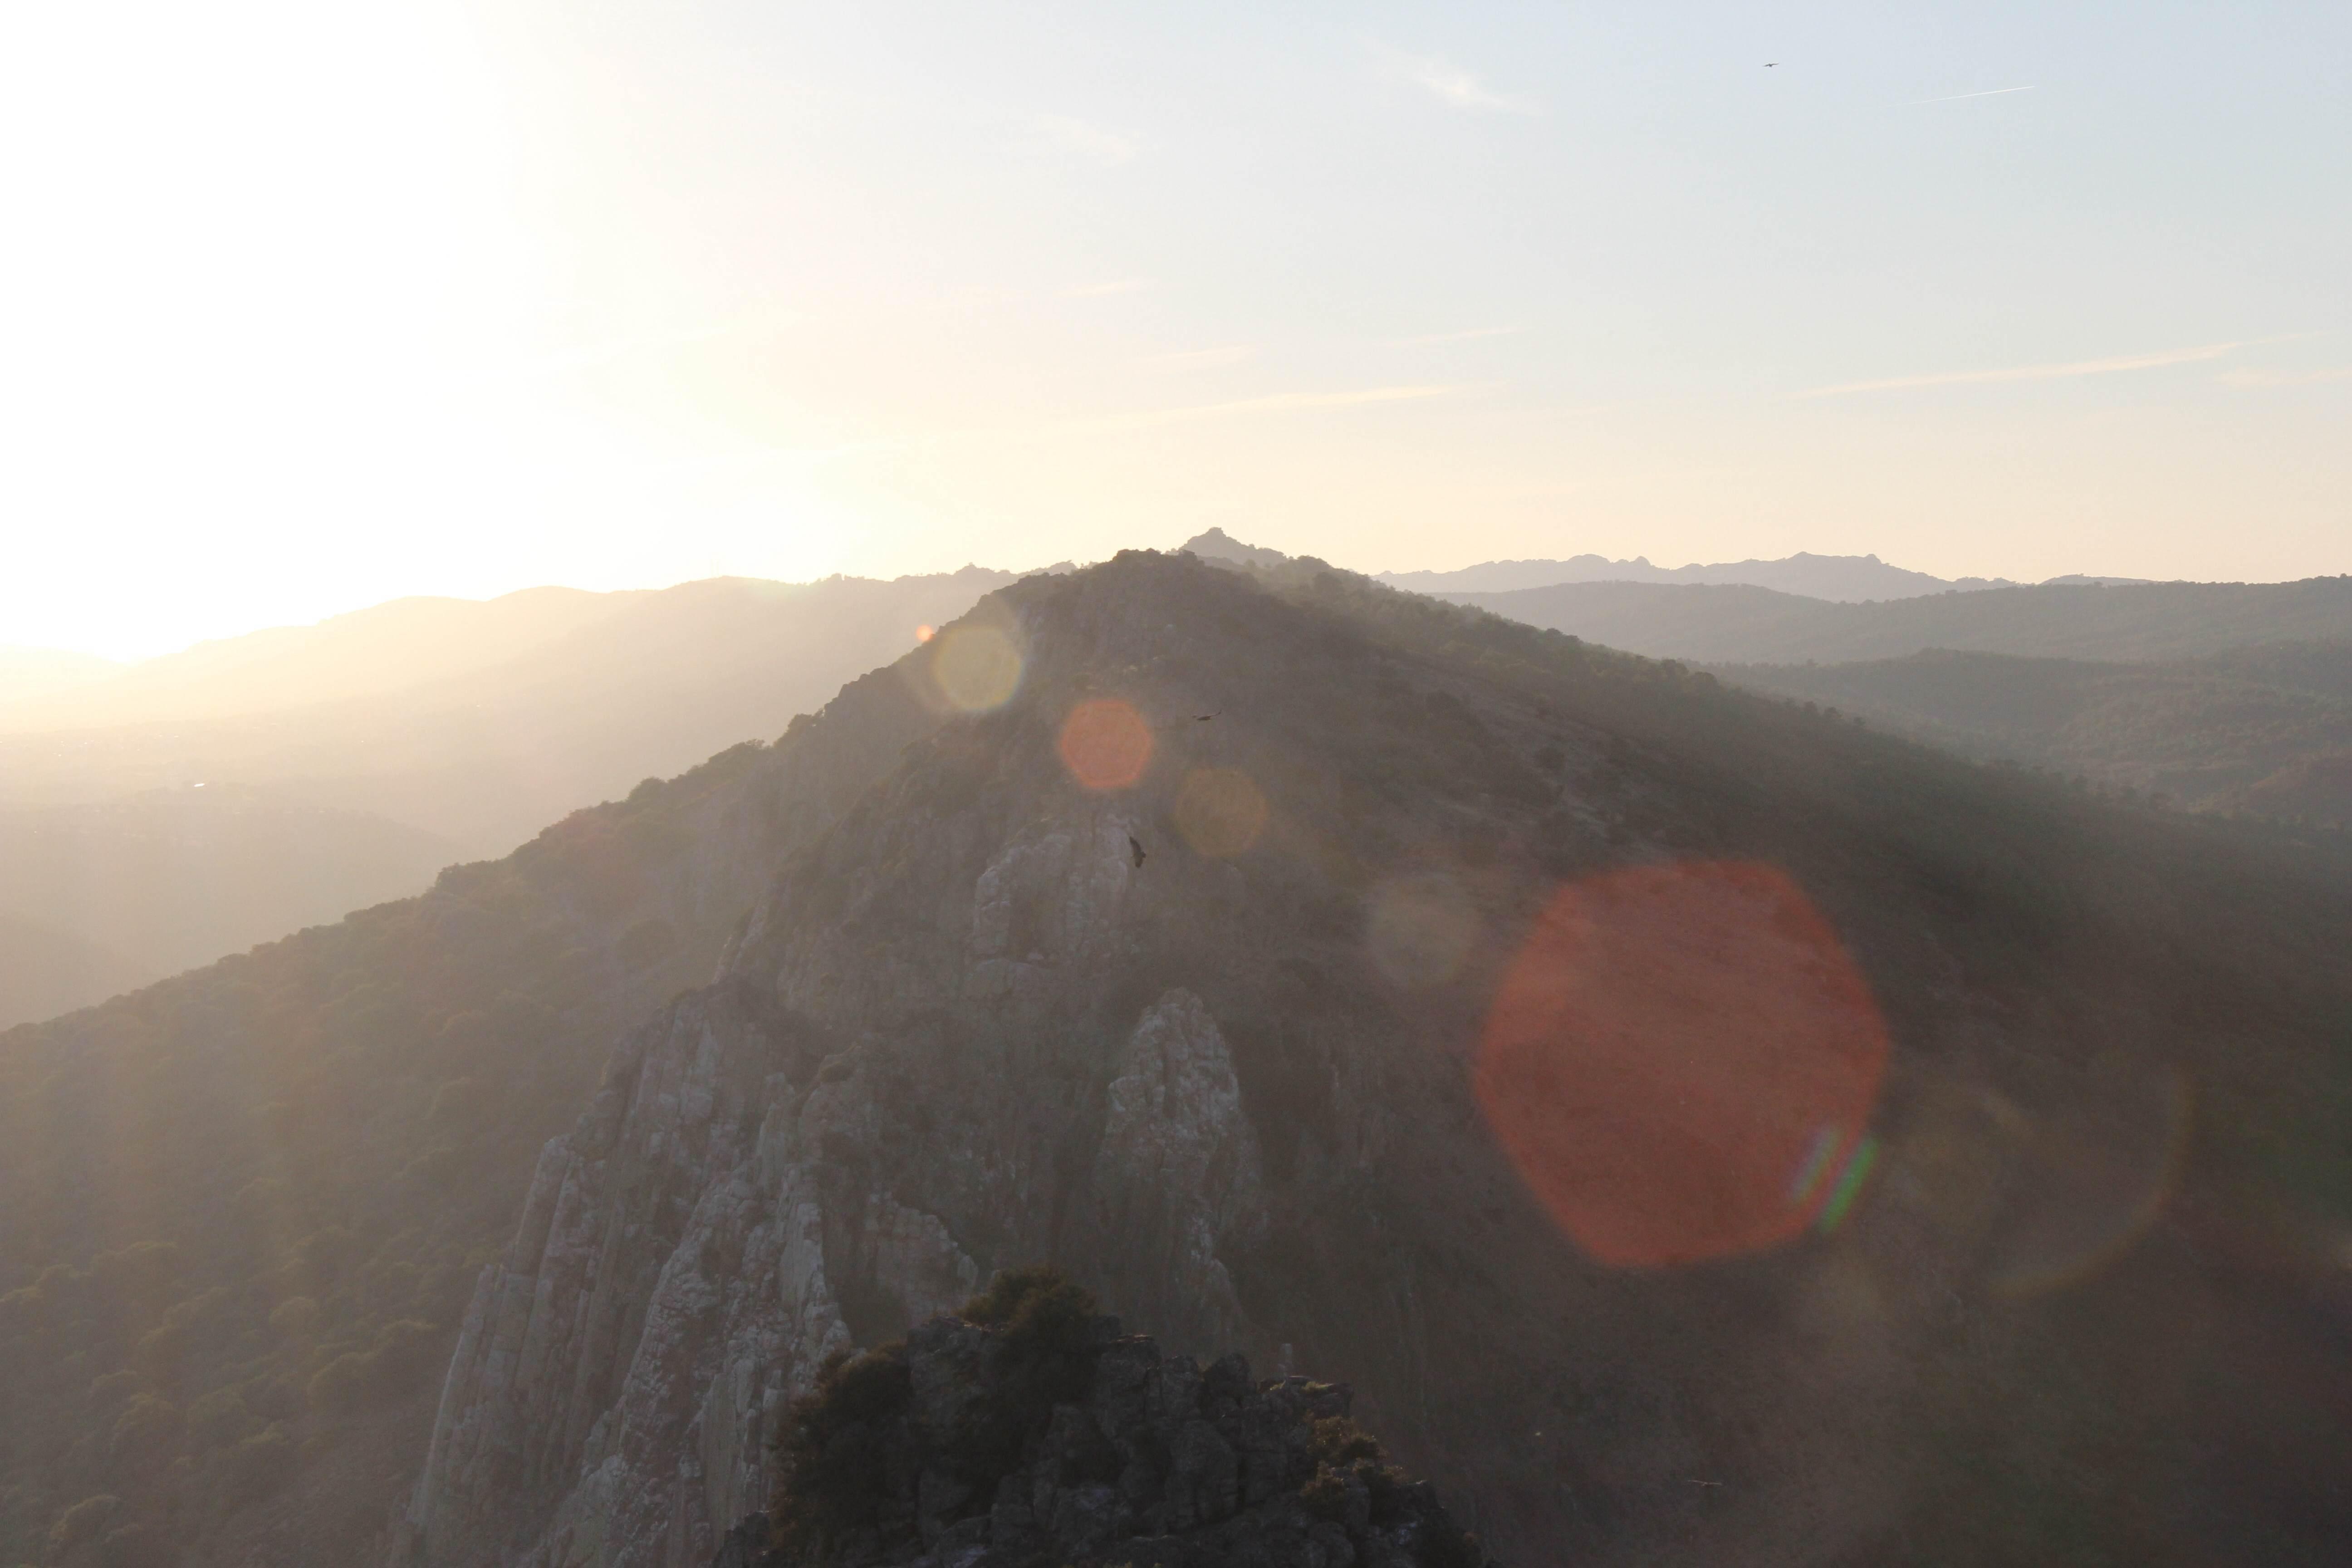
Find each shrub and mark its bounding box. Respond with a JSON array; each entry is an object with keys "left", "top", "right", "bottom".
[
  {"left": 218, "top": 1424, "right": 296, "bottom": 1509},
  {"left": 305, "top": 1320, "right": 438, "bottom": 1414},
  {"left": 185, "top": 1386, "right": 257, "bottom": 1452},
  {"left": 1308, "top": 1416, "right": 1382, "bottom": 1467},
  {"left": 107, "top": 1397, "right": 181, "bottom": 1471},
  {"left": 943, "top": 1269, "right": 1097, "bottom": 1484},
  {"left": 266, "top": 1297, "right": 318, "bottom": 1338},
  {"left": 771, "top": 1344, "right": 913, "bottom": 1549},
  {"left": 48, "top": 1495, "right": 122, "bottom": 1556}
]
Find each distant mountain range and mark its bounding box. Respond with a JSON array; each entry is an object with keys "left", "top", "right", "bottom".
[
  {"left": 0, "top": 569, "right": 1016, "bottom": 1026},
  {"left": 1168, "top": 526, "right": 2153, "bottom": 603},
  {"left": 1375, "top": 546, "right": 2034, "bottom": 602},
  {"left": 1444, "top": 576, "right": 2352, "bottom": 665}
]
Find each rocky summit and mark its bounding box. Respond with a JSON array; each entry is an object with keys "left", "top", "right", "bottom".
[{"left": 710, "top": 1269, "right": 1490, "bottom": 1568}]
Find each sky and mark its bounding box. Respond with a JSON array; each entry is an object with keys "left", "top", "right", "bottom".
[{"left": 3, "top": 0, "right": 2347, "bottom": 659}]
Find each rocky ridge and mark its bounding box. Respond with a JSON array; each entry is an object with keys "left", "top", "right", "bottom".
[
  {"left": 710, "top": 1274, "right": 1492, "bottom": 1568},
  {"left": 387, "top": 550, "right": 2352, "bottom": 1568}
]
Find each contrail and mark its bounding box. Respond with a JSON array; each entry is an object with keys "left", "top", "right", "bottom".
[{"left": 1909, "top": 85, "right": 2036, "bottom": 105}]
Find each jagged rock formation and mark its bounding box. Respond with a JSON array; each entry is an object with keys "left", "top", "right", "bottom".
[
  {"left": 710, "top": 1279, "right": 1491, "bottom": 1568},
  {"left": 385, "top": 551, "right": 2352, "bottom": 1568}
]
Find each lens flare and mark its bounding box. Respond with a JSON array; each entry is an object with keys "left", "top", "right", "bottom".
[
  {"left": 1475, "top": 860, "right": 1889, "bottom": 1269},
  {"left": 1174, "top": 767, "right": 1269, "bottom": 858},
  {"left": 931, "top": 625, "right": 1022, "bottom": 711},
  {"left": 1058, "top": 699, "right": 1153, "bottom": 791}
]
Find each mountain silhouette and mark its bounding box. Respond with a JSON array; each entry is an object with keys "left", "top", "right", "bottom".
[
  {"left": 3, "top": 553, "right": 2348, "bottom": 1568},
  {"left": 1377, "top": 549, "right": 2018, "bottom": 601},
  {"left": 1450, "top": 575, "right": 2352, "bottom": 664},
  {"left": 0, "top": 570, "right": 1014, "bottom": 1026}
]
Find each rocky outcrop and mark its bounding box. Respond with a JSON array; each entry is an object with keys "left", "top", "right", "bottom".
[
  {"left": 717, "top": 1289, "right": 1493, "bottom": 1568},
  {"left": 392, "top": 959, "right": 1277, "bottom": 1568},
  {"left": 390, "top": 556, "right": 1532, "bottom": 1568}
]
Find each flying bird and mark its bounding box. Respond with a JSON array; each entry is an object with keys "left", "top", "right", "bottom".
[
  {"left": 1194, "top": 712, "right": 1219, "bottom": 722},
  {"left": 1764, "top": 62, "right": 1778, "bottom": 68},
  {"left": 1128, "top": 835, "right": 1147, "bottom": 868}
]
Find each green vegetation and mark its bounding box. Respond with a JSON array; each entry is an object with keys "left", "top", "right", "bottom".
[
  {"left": 771, "top": 1270, "right": 1104, "bottom": 1554},
  {"left": 771, "top": 1344, "right": 916, "bottom": 1550}
]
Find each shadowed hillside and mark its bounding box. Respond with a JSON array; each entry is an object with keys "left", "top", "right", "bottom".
[
  {"left": 1718, "top": 642, "right": 2352, "bottom": 822},
  {"left": 8, "top": 554, "right": 2352, "bottom": 1568},
  {"left": 1455, "top": 575, "right": 2352, "bottom": 664}
]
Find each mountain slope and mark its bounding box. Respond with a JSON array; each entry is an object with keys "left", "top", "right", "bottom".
[
  {"left": 0, "top": 912, "right": 150, "bottom": 1029},
  {"left": 1380, "top": 550, "right": 2015, "bottom": 601},
  {"left": 0, "top": 787, "right": 461, "bottom": 1028},
  {"left": 0, "top": 572, "right": 1014, "bottom": 1025},
  {"left": 0, "top": 588, "right": 633, "bottom": 735},
  {"left": 0, "top": 572, "right": 1016, "bottom": 853},
  {"left": 407, "top": 554, "right": 2349, "bottom": 1568},
  {"left": 0, "top": 662, "right": 953, "bottom": 1568},
  {"left": 8, "top": 554, "right": 2352, "bottom": 1568},
  {"left": 1457, "top": 575, "right": 2352, "bottom": 664},
  {"left": 1718, "top": 642, "right": 2352, "bottom": 819}
]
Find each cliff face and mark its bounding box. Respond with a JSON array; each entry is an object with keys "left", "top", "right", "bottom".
[
  {"left": 392, "top": 559, "right": 1473, "bottom": 1568},
  {"left": 394, "top": 968, "right": 1269, "bottom": 1568},
  {"left": 390, "top": 552, "right": 2352, "bottom": 1568}
]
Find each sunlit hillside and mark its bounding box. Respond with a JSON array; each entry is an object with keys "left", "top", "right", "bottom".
[{"left": 0, "top": 570, "right": 1015, "bottom": 1026}]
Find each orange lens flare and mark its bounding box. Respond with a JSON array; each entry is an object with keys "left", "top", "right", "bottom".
[
  {"left": 1475, "top": 860, "right": 1889, "bottom": 1269},
  {"left": 1058, "top": 699, "right": 1154, "bottom": 791}
]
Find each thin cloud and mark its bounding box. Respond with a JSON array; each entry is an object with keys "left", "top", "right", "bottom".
[
  {"left": 1800, "top": 340, "right": 2254, "bottom": 397},
  {"left": 1065, "top": 277, "right": 1157, "bottom": 298},
  {"left": 1026, "top": 113, "right": 1139, "bottom": 168},
  {"left": 1138, "top": 345, "right": 1257, "bottom": 372},
  {"left": 1909, "top": 85, "right": 2036, "bottom": 105},
  {"left": 1367, "top": 40, "right": 1540, "bottom": 115},
  {"left": 1060, "top": 383, "right": 1467, "bottom": 435},
  {"left": 1391, "top": 326, "right": 1523, "bottom": 346}
]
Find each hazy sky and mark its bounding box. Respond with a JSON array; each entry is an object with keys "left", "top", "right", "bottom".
[{"left": 5, "top": 1, "right": 2347, "bottom": 658}]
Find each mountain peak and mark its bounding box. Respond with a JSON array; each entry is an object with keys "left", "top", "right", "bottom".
[{"left": 1177, "top": 528, "right": 1291, "bottom": 570}]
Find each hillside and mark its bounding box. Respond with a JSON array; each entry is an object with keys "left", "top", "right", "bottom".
[
  {"left": 1719, "top": 642, "right": 2352, "bottom": 821},
  {"left": 1455, "top": 576, "right": 2352, "bottom": 664},
  {"left": 0, "top": 660, "right": 951, "bottom": 1568},
  {"left": 0, "top": 573, "right": 1016, "bottom": 848},
  {"left": 0, "top": 588, "right": 633, "bottom": 735},
  {"left": 0, "top": 912, "right": 150, "bottom": 1030},
  {"left": 0, "top": 788, "right": 461, "bottom": 1028},
  {"left": 6, "top": 554, "right": 2351, "bottom": 1568},
  {"left": 1379, "top": 550, "right": 2015, "bottom": 601},
  {"left": 0, "top": 571, "right": 1012, "bottom": 1026}
]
